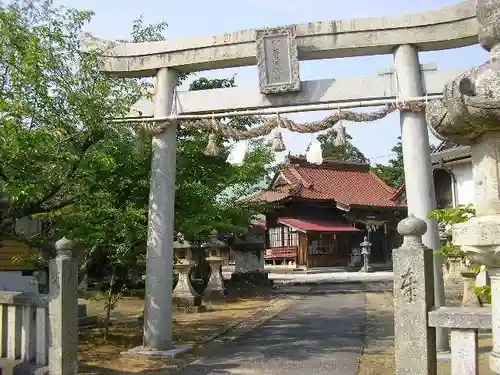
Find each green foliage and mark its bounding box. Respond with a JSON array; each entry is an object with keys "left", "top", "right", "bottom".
[
  {"left": 428, "top": 204, "right": 476, "bottom": 225},
  {"left": 437, "top": 243, "right": 465, "bottom": 259},
  {"left": 0, "top": 0, "right": 273, "bottom": 282},
  {"left": 314, "top": 128, "right": 368, "bottom": 164},
  {"left": 174, "top": 76, "right": 274, "bottom": 241},
  {"left": 473, "top": 285, "right": 491, "bottom": 304},
  {"left": 12, "top": 253, "right": 48, "bottom": 269},
  {"left": 373, "top": 137, "right": 437, "bottom": 188},
  {"left": 373, "top": 137, "right": 404, "bottom": 188},
  {"left": 428, "top": 204, "right": 476, "bottom": 259}
]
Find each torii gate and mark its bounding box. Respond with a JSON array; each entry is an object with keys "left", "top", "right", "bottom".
[{"left": 84, "top": 0, "right": 479, "bottom": 356}]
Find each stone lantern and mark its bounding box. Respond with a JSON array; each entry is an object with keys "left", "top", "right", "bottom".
[
  {"left": 359, "top": 237, "right": 373, "bottom": 273},
  {"left": 425, "top": 1, "right": 500, "bottom": 371},
  {"left": 172, "top": 233, "right": 203, "bottom": 310},
  {"left": 201, "top": 230, "right": 228, "bottom": 298}
]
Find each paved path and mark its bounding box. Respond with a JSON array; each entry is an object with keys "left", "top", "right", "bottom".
[
  {"left": 222, "top": 270, "right": 393, "bottom": 285},
  {"left": 177, "top": 284, "right": 366, "bottom": 375}
]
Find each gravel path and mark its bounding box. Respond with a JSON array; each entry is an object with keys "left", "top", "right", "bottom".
[{"left": 176, "top": 285, "right": 366, "bottom": 375}]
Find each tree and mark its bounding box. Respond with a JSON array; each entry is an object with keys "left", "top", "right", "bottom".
[
  {"left": 0, "top": 2, "right": 273, "bottom": 335},
  {"left": 0, "top": 1, "right": 161, "bottom": 337},
  {"left": 317, "top": 128, "right": 368, "bottom": 163},
  {"left": 373, "top": 137, "right": 438, "bottom": 188},
  {"left": 373, "top": 137, "right": 404, "bottom": 188},
  {"left": 175, "top": 75, "right": 274, "bottom": 241}
]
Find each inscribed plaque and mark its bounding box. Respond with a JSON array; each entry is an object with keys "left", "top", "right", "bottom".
[{"left": 256, "top": 26, "right": 300, "bottom": 94}]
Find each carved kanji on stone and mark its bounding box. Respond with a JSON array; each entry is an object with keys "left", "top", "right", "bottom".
[{"left": 400, "top": 267, "right": 417, "bottom": 303}]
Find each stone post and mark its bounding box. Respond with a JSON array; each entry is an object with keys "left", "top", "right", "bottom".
[
  {"left": 393, "top": 216, "right": 437, "bottom": 375},
  {"left": 48, "top": 237, "right": 78, "bottom": 375},
  {"left": 359, "top": 237, "right": 373, "bottom": 273},
  {"left": 230, "top": 232, "right": 269, "bottom": 286},
  {"left": 143, "top": 68, "right": 178, "bottom": 350},
  {"left": 394, "top": 44, "right": 448, "bottom": 352},
  {"left": 202, "top": 230, "right": 227, "bottom": 299}
]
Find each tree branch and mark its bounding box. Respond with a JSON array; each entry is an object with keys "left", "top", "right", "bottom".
[
  {"left": 10, "top": 198, "right": 75, "bottom": 219},
  {"left": 15, "top": 134, "right": 97, "bottom": 217}
]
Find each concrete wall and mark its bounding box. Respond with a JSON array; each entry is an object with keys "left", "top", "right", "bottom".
[
  {"left": 0, "top": 271, "right": 37, "bottom": 293},
  {"left": 451, "top": 161, "right": 474, "bottom": 206}
]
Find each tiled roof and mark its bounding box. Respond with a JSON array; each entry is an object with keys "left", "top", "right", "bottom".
[
  {"left": 247, "top": 158, "right": 405, "bottom": 208},
  {"left": 245, "top": 186, "right": 290, "bottom": 203},
  {"left": 278, "top": 218, "right": 361, "bottom": 232}
]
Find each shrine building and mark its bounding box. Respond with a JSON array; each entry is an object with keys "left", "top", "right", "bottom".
[{"left": 246, "top": 156, "right": 407, "bottom": 268}]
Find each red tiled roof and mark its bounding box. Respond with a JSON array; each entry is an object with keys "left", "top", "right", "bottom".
[
  {"left": 278, "top": 218, "right": 360, "bottom": 232},
  {"left": 251, "top": 220, "right": 267, "bottom": 230},
  {"left": 245, "top": 186, "right": 290, "bottom": 203},
  {"left": 247, "top": 158, "right": 405, "bottom": 208}
]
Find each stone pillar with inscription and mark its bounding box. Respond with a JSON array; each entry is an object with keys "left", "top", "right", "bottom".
[
  {"left": 425, "top": 1, "right": 500, "bottom": 372},
  {"left": 48, "top": 237, "right": 78, "bottom": 375},
  {"left": 393, "top": 215, "right": 437, "bottom": 375}
]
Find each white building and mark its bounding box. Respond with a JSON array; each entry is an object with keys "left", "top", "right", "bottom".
[{"left": 431, "top": 141, "right": 473, "bottom": 209}]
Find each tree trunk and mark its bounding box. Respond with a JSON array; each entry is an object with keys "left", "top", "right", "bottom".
[{"left": 103, "top": 268, "right": 116, "bottom": 341}]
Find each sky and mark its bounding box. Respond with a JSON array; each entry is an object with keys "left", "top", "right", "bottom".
[{"left": 54, "top": 0, "right": 488, "bottom": 165}]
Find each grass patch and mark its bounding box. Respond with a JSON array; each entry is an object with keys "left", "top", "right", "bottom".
[{"left": 78, "top": 285, "right": 275, "bottom": 374}]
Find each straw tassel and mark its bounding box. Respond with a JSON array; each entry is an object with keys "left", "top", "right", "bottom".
[
  {"left": 204, "top": 115, "right": 221, "bottom": 156},
  {"left": 204, "top": 133, "right": 220, "bottom": 156},
  {"left": 135, "top": 122, "right": 150, "bottom": 153},
  {"left": 334, "top": 122, "right": 347, "bottom": 147},
  {"left": 270, "top": 114, "right": 286, "bottom": 152}
]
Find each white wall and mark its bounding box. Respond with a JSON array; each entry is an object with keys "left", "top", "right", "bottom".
[
  {"left": 451, "top": 161, "right": 474, "bottom": 206},
  {"left": 0, "top": 271, "right": 38, "bottom": 293}
]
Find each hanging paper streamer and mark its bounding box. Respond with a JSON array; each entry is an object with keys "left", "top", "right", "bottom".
[
  {"left": 306, "top": 137, "right": 324, "bottom": 165},
  {"left": 226, "top": 140, "right": 248, "bottom": 165},
  {"left": 203, "top": 133, "right": 220, "bottom": 156},
  {"left": 270, "top": 114, "right": 286, "bottom": 152},
  {"left": 334, "top": 121, "right": 347, "bottom": 147}
]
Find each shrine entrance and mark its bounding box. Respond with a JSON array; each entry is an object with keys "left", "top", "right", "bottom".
[{"left": 84, "top": 0, "right": 480, "bottom": 355}]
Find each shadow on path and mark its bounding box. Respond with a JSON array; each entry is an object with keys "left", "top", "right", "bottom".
[{"left": 176, "top": 287, "right": 372, "bottom": 375}]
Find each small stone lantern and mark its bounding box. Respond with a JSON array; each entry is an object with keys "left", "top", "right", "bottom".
[
  {"left": 201, "top": 230, "right": 228, "bottom": 298},
  {"left": 172, "top": 233, "right": 203, "bottom": 310},
  {"left": 359, "top": 237, "right": 373, "bottom": 273}
]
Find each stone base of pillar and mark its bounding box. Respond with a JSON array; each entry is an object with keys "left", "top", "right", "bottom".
[
  {"left": 359, "top": 265, "right": 373, "bottom": 273},
  {"left": 348, "top": 254, "right": 362, "bottom": 268},
  {"left": 490, "top": 351, "right": 500, "bottom": 375},
  {"left": 172, "top": 295, "right": 207, "bottom": 313},
  {"left": 172, "top": 262, "right": 205, "bottom": 312},
  {"left": 121, "top": 345, "right": 193, "bottom": 359},
  {"left": 230, "top": 271, "right": 271, "bottom": 286},
  {"left": 204, "top": 257, "right": 226, "bottom": 299}
]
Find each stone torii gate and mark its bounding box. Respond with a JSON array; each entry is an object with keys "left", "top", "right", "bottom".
[{"left": 84, "top": 0, "right": 479, "bottom": 355}]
